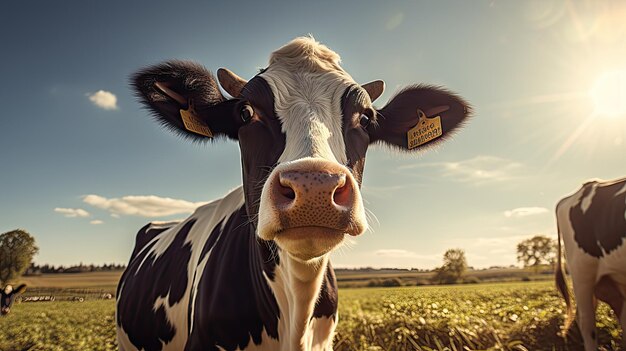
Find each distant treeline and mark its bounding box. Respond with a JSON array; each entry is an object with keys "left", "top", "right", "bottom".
[
  {"left": 25, "top": 262, "right": 126, "bottom": 275},
  {"left": 334, "top": 265, "right": 518, "bottom": 274},
  {"left": 335, "top": 267, "right": 433, "bottom": 273}
]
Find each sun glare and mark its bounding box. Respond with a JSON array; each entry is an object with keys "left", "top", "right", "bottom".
[{"left": 590, "top": 70, "right": 626, "bottom": 118}]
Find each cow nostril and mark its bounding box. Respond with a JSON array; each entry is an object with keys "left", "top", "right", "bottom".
[
  {"left": 278, "top": 184, "right": 296, "bottom": 201},
  {"left": 333, "top": 182, "right": 351, "bottom": 206}
]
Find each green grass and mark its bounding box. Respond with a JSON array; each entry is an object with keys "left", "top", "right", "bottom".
[
  {"left": 334, "top": 281, "right": 621, "bottom": 350},
  {"left": 0, "top": 301, "right": 116, "bottom": 351},
  {"left": 0, "top": 281, "right": 622, "bottom": 350}
]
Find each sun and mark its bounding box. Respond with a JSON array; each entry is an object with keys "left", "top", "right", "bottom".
[{"left": 590, "top": 70, "right": 626, "bottom": 119}]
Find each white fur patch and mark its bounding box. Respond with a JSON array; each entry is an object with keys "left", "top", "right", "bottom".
[
  {"left": 309, "top": 316, "right": 337, "bottom": 351},
  {"left": 117, "top": 325, "right": 139, "bottom": 351},
  {"left": 617, "top": 183, "right": 626, "bottom": 197},
  {"left": 260, "top": 37, "right": 364, "bottom": 165},
  {"left": 264, "top": 251, "right": 334, "bottom": 351},
  {"left": 580, "top": 183, "right": 597, "bottom": 214}
]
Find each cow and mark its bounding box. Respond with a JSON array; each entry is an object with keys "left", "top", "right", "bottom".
[
  {"left": 556, "top": 177, "right": 626, "bottom": 349},
  {"left": 117, "top": 36, "right": 470, "bottom": 351},
  {"left": 1, "top": 284, "right": 26, "bottom": 315}
]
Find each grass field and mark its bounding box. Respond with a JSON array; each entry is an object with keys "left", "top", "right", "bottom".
[
  {"left": 0, "top": 301, "right": 116, "bottom": 351},
  {"left": 334, "top": 282, "right": 621, "bottom": 351},
  {"left": 0, "top": 279, "right": 622, "bottom": 350}
]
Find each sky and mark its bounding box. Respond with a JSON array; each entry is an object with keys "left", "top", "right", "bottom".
[{"left": 1, "top": 0, "right": 625, "bottom": 269}]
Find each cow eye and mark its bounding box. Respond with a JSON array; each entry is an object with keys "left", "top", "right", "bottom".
[
  {"left": 359, "top": 113, "right": 370, "bottom": 128},
  {"left": 240, "top": 105, "right": 254, "bottom": 123}
]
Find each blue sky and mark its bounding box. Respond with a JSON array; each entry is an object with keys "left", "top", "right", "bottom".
[{"left": 1, "top": 1, "right": 625, "bottom": 268}]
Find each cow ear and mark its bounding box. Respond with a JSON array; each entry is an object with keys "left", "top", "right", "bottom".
[
  {"left": 131, "top": 60, "right": 243, "bottom": 141},
  {"left": 370, "top": 85, "right": 471, "bottom": 151},
  {"left": 14, "top": 284, "right": 26, "bottom": 294}
]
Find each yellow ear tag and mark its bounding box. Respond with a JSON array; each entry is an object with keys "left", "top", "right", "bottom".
[
  {"left": 179, "top": 102, "right": 213, "bottom": 138},
  {"left": 407, "top": 110, "right": 443, "bottom": 149}
]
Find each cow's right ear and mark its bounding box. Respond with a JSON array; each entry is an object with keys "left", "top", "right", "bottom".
[{"left": 131, "top": 60, "right": 243, "bottom": 141}]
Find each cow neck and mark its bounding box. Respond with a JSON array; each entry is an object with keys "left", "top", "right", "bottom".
[
  {"left": 242, "top": 220, "right": 281, "bottom": 339},
  {"left": 272, "top": 249, "right": 329, "bottom": 350}
]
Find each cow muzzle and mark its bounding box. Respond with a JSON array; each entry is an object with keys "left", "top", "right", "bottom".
[{"left": 257, "top": 158, "right": 367, "bottom": 260}]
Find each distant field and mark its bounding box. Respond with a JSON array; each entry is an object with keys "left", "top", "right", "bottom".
[
  {"left": 16, "top": 266, "right": 549, "bottom": 292},
  {"left": 20, "top": 272, "right": 122, "bottom": 291},
  {"left": 336, "top": 266, "right": 554, "bottom": 288},
  {"left": 16, "top": 272, "right": 122, "bottom": 301},
  {"left": 0, "top": 280, "right": 621, "bottom": 350}
]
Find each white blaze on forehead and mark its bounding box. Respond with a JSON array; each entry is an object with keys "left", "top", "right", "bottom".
[{"left": 260, "top": 37, "right": 366, "bottom": 165}]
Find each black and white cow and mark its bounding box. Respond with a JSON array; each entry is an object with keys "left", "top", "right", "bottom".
[
  {"left": 1, "top": 284, "right": 26, "bottom": 315},
  {"left": 556, "top": 178, "right": 626, "bottom": 349},
  {"left": 117, "top": 37, "right": 470, "bottom": 351}
]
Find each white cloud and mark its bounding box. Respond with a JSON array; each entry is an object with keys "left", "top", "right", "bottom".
[
  {"left": 111, "top": 213, "right": 120, "bottom": 218},
  {"left": 87, "top": 90, "right": 118, "bottom": 110},
  {"left": 82, "top": 194, "right": 207, "bottom": 218},
  {"left": 90, "top": 220, "right": 104, "bottom": 225},
  {"left": 504, "top": 207, "right": 549, "bottom": 218},
  {"left": 54, "top": 207, "right": 90, "bottom": 218},
  {"left": 401, "top": 155, "right": 523, "bottom": 185}
]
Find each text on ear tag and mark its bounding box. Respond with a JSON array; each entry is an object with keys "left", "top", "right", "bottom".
[
  {"left": 180, "top": 104, "right": 213, "bottom": 138},
  {"left": 407, "top": 110, "right": 442, "bottom": 149}
]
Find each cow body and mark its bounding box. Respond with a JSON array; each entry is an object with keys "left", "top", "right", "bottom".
[
  {"left": 556, "top": 178, "right": 626, "bottom": 349},
  {"left": 117, "top": 37, "right": 470, "bottom": 350}
]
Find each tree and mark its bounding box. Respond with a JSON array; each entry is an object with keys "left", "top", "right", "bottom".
[
  {"left": 0, "top": 229, "right": 39, "bottom": 284},
  {"left": 516, "top": 235, "right": 555, "bottom": 271},
  {"left": 432, "top": 248, "right": 467, "bottom": 284}
]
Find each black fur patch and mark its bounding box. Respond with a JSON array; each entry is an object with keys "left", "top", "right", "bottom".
[
  {"left": 370, "top": 84, "right": 472, "bottom": 152},
  {"left": 312, "top": 262, "right": 338, "bottom": 320},
  {"left": 238, "top": 76, "right": 284, "bottom": 221},
  {"left": 341, "top": 85, "right": 372, "bottom": 186},
  {"left": 185, "top": 206, "right": 279, "bottom": 351},
  {"left": 570, "top": 179, "right": 626, "bottom": 257},
  {"left": 117, "top": 220, "right": 195, "bottom": 351}
]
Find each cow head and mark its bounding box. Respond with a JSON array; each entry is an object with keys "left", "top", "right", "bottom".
[
  {"left": 1, "top": 284, "right": 26, "bottom": 315},
  {"left": 132, "top": 37, "right": 470, "bottom": 261}
]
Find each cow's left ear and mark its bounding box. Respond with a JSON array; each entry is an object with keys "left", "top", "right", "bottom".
[
  {"left": 369, "top": 85, "right": 470, "bottom": 151},
  {"left": 14, "top": 284, "right": 26, "bottom": 294}
]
